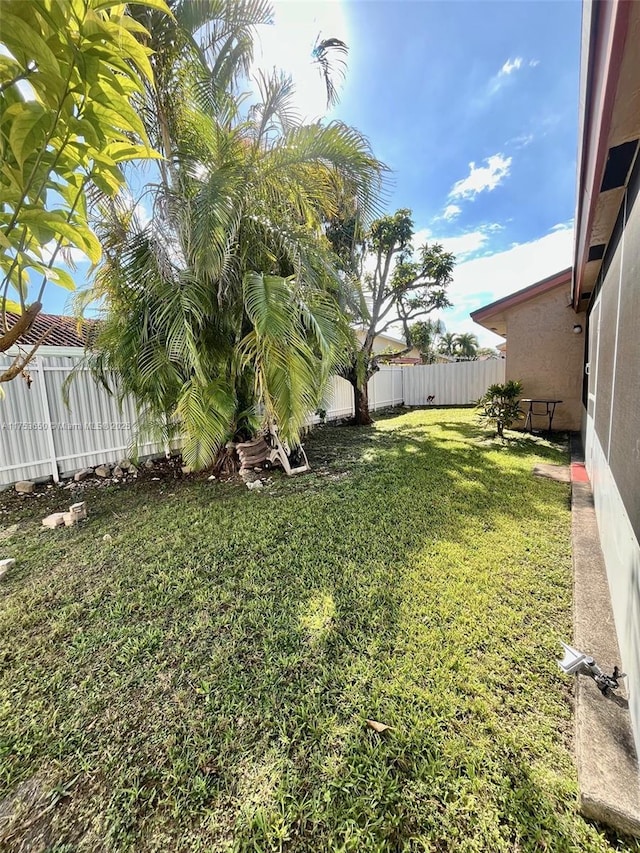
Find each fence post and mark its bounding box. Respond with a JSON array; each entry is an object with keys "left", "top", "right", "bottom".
[{"left": 36, "top": 357, "right": 59, "bottom": 482}]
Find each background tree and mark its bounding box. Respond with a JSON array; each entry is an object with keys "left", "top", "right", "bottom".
[
  {"left": 408, "top": 318, "right": 445, "bottom": 364},
  {"left": 331, "top": 209, "right": 454, "bottom": 424},
  {"left": 477, "top": 346, "right": 500, "bottom": 359},
  {"left": 438, "top": 331, "right": 458, "bottom": 358},
  {"left": 86, "top": 2, "right": 385, "bottom": 469},
  {"left": 0, "top": 0, "right": 168, "bottom": 384},
  {"left": 454, "top": 332, "right": 479, "bottom": 360}
]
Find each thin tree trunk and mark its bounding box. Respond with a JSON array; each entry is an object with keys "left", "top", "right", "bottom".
[{"left": 352, "top": 379, "right": 372, "bottom": 426}]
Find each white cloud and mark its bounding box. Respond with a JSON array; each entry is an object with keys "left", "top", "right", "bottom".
[
  {"left": 253, "top": 1, "right": 349, "bottom": 121},
  {"left": 414, "top": 223, "right": 504, "bottom": 261},
  {"left": 529, "top": 59, "right": 540, "bottom": 68},
  {"left": 441, "top": 204, "right": 461, "bottom": 221},
  {"left": 508, "top": 132, "right": 534, "bottom": 149},
  {"left": 449, "top": 154, "right": 512, "bottom": 200},
  {"left": 436, "top": 223, "right": 575, "bottom": 346},
  {"left": 499, "top": 57, "right": 523, "bottom": 76}
]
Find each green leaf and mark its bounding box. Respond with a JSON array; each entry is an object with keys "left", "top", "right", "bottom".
[
  {"left": 102, "top": 142, "right": 162, "bottom": 164},
  {"left": 0, "top": 11, "right": 62, "bottom": 80},
  {"left": 0, "top": 297, "right": 22, "bottom": 313},
  {"left": 8, "top": 102, "right": 54, "bottom": 168},
  {"left": 94, "top": 0, "right": 172, "bottom": 14},
  {"left": 45, "top": 266, "right": 76, "bottom": 291}
]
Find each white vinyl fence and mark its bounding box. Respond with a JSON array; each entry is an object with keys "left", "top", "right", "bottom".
[
  {"left": 0, "top": 350, "right": 503, "bottom": 487},
  {"left": 403, "top": 359, "right": 505, "bottom": 407}
]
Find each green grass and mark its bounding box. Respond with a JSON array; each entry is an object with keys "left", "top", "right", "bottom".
[{"left": 0, "top": 408, "right": 636, "bottom": 852}]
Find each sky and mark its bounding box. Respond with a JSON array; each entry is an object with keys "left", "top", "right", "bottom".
[{"left": 41, "top": 0, "right": 583, "bottom": 348}]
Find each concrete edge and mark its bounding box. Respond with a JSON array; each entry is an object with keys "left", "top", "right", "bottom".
[{"left": 570, "top": 433, "right": 640, "bottom": 838}]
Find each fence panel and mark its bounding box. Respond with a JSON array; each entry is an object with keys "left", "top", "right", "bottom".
[
  {"left": 402, "top": 360, "right": 505, "bottom": 407},
  {"left": 369, "top": 366, "right": 404, "bottom": 411},
  {"left": 0, "top": 351, "right": 168, "bottom": 486},
  {"left": 0, "top": 356, "right": 52, "bottom": 484},
  {"left": 2, "top": 351, "right": 502, "bottom": 488}
]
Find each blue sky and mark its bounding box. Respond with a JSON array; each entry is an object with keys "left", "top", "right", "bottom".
[{"left": 42, "top": 0, "right": 582, "bottom": 347}]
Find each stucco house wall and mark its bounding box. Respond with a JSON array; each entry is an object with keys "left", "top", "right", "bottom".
[{"left": 503, "top": 286, "right": 586, "bottom": 431}]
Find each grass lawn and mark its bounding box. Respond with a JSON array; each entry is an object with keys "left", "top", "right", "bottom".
[{"left": 0, "top": 408, "right": 636, "bottom": 852}]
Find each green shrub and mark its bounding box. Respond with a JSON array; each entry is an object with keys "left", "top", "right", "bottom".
[{"left": 477, "top": 380, "right": 524, "bottom": 437}]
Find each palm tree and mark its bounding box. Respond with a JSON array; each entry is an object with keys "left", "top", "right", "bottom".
[
  {"left": 454, "top": 332, "right": 479, "bottom": 360},
  {"left": 408, "top": 318, "right": 445, "bottom": 363},
  {"left": 438, "top": 332, "right": 458, "bottom": 358},
  {"left": 85, "top": 2, "right": 385, "bottom": 469}
]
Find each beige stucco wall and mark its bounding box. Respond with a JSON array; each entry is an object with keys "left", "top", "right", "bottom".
[{"left": 504, "top": 285, "right": 586, "bottom": 431}]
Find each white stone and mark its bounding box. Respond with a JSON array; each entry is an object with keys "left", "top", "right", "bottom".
[
  {"left": 69, "top": 502, "right": 87, "bottom": 521},
  {"left": 94, "top": 465, "right": 111, "bottom": 478},
  {"left": 144, "top": 459, "right": 155, "bottom": 469},
  {"left": 74, "top": 468, "right": 92, "bottom": 482},
  {"left": 181, "top": 465, "right": 193, "bottom": 475},
  {"left": 15, "top": 480, "right": 35, "bottom": 494},
  {"left": 113, "top": 466, "right": 124, "bottom": 478},
  {"left": 42, "top": 513, "right": 65, "bottom": 529},
  {"left": 102, "top": 533, "right": 113, "bottom": 543}
]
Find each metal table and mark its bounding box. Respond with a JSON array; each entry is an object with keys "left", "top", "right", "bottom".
[{"left": 521, "top": 399, "right": 562, "bottom": 435}]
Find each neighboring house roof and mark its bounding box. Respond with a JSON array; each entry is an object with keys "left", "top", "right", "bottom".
[
  {"left": 383, "top": 355, "right": 421, "bottom": 365},
  {"left": 572, "top": 0, "right": 640, "bottom": 309},
  {"left": 4, "top": 312, "right": 96, "bottom": 349},
  {"left": 470, "top": 268, "right": 572, "bottom": 338}
]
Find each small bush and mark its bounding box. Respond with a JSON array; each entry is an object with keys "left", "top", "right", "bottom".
[{"left": 477, "top": 379, "right": 524, "bottom": 437}]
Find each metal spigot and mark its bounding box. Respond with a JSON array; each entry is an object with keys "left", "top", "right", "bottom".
[{"left": 557, "top": 642, "right": 626, "bottom": 696}]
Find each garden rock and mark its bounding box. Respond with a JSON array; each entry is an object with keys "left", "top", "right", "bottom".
[
  {"left": 74, "top": 468, "right": 93, "bottom": 482},
  {"left": 42, "top": 513, "right": 65, "bottom": 529},
  {"left": 113, "top": 466, "right": 124, "bottom": 479},
  {"left": 64, "top": 502, "right": 87, "bottom": 526},
  {"left": 103, "top": 534, "right": 113, "bottom": 543},
  {"left": 181, "top": 465, "right": 193, "bottom": 475},
  {"left": 144, "top": 459, "right": 155, "bottom": 469},
  {"left": 95, "top": 465, "right": 111, "bottom": 478},
  {"left": 0, "top": 558, "right": 15, "bottom": 579},
  {"left": 15, "top": 481, "right": 35, "bottom": 494},
  {"left": 246, "top": 480, "right": 263, "bottom": 491}
]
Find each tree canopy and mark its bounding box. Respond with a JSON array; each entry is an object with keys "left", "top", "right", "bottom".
[
  {"left": 0, "top": 0, "right": 169, "bottom": 383},
  {"left": 330, "top": 208, "right": 455, "bottom": 423},
  {"left": 85, "top": 1, "right": 385, "bottom": 468}
]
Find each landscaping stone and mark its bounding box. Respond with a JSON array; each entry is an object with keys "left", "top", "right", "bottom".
[
  {"left": 63, "top": 512, "right": 76, "bottom": 527},
  {"left": 42, "top": 513, "right": 65, "bottom": 529},
  {"left": 74, "top": 468, "right": 92, "bottom": 482},
  {"left": 246, "top": 480, "right": 263, "bottom": 491},
  {"left": 15, "top": 481, "right": 35, "bottom": 494},
  {"left": 181, "top": 465, "right": 193, "bottom": 475},
  {"left": 119, "top": 459, "right": 132, "bottom": 470},
  {"left": 113, "top": 466, "right": 124, "bottom": 478},
  {"left": 144, "top": 459, "right": 155, "bottom": 469},
  {"left": 0, "top": 558, "right": 15, "bottom": 579},
  {"left": 95, "top": 465, "right": 111, "bottom": 478},
  {"left": 103, "top": 533, "right": 113, "bottom": 543},
  {"left": 69, "top": 502, "right": 87, "bottom": 521}
]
